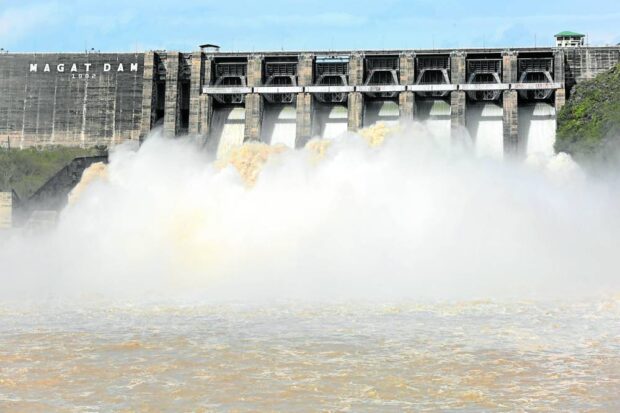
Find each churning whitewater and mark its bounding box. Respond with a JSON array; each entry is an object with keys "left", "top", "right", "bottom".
[
  {"left": 1, "top": 121, "right": 619, "bottom": 302},
  {"left": 2, "top": 122, "right": 620, "bottom": 412}
]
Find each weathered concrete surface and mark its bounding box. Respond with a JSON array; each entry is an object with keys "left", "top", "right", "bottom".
[
  {"left": 450, "top": 52, "right": 467, "bottom": 133},
  {"left": 1, "top": 46, "right": 620, "bottom": 149},
  {"left": 296, "top": 93, "right": 313, "bottom": 147},
  {"left": 399, "top": 92, "right": 416, "bottom": 125},
  {"left": 348, "top": 53, "right": 364, "bottom": 86},
  {"left": 399, "top": 52, "right": 416, "bottom": 124},
  {"left": 347, "top": 53, "right": 365, "bottom": 132},
  {"left": 243, "top": 55, "right": 264, "bottom": 141},
  {"left": 298, "top": 53, "right": 314, "bottom": 87},
  {"left": 554, "top": 49, "right": 567, "bottom": 112},
  {"left": 0, "top": 192, "right": 13, "bottom": 229},
  {"left": 163, "top": 52, "right": 181, "bottom": 137},
  {"left": 199, "top": 94, "right": 214, "bottom": 137},
  {"left": 247, "top": 55, "right": 263, "bottom": 87},
  {"left": 503, "top": 90, "right": 519, "bottom": 155},
  {"left": 565, "top": 47, "right": 620, "bottom": 86},
  {"left": 296, "top": 54, "right": 314, "bottom": 147},
  {"left": 139, "top": 51, "right": 156, "bottom": 139},
  {"left": 348, "top": 92, "right": 364, "bottom": 132},
  {"left": 0, "top": 53, "right": 144, "bottom": 147},
  {"left": 503, "top": 51, "right": 518, "bottom": 84},
  {"left": 188, "top": 51, "right": 204, "bottom": 136},
  {"left": 503, "top": 51, "right": 519, "bottom": 155},
  {"left": 244, "top": 94, "right": 263, "bottom": 141}
]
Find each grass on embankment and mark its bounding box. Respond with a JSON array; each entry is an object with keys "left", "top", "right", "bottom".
[
  {"left": 0, "top": 146, "right": 106, "bottom": 199},
  {"left": 556, "top": 63, "right": 620, "bottom": 168}
]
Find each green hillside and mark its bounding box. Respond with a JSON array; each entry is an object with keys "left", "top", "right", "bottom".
[
  {"left": 0, "top": 146, "right": 105, "bottom": 199},
  {"left": 556, "top": 64, "right": 620, "bottom": 167}
]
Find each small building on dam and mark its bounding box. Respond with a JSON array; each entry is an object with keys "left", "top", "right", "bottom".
[{"left": 1, "top": 43, "right": 619, "bottom": 158}]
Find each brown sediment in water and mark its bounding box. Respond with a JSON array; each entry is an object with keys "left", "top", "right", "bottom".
[
  {"left": 68, "top": 124, "right": 393, "bottom": 193},
  {"left": 68, "top": 162, "right": 108, "bottom": 204},
  {"left": 215, "top": 123, "right": 396, "bottom": 186},
  {"left": 216, "top": 142, "right": 288, "bottom": 186},
  {"left": 359, "top": 122, "right": 397, "bottom": 147},
  {"left": 1, "top": 301, "right": 619, "bottom": 411},
  {"left": 304, "top": 138, "right": 332, "bottom": 163}
]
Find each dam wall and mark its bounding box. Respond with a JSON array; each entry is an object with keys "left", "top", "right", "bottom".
[
  {"left": 1, "top": 46, "right": 619, "bottom": 157},
  {"left": 0, "top": 53, "right": 145, "bottom": 148},
  {"left": 0, "top": 191, "right": 15, "bottom": 229}
]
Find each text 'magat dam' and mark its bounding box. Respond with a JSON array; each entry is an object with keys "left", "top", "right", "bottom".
[{"left": 1, "top": 35, "right": 619, "bottom": 158}]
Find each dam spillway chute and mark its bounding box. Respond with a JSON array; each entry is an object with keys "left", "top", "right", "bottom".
[
  {"left": 519, "top": 102, "right": 556, "bottom": 157},
  {"left": 467, "top": 102, "right": 504, "bottom": 159},
  {"left": 209, "top": 106, "right": 246, "bottom": 160},
  {"left": 261, "top": 104, "right": 297, "bottom": 148},
  {"left": 314, "top": 103, "right": 348, "bottom": 140},
  {"left": 312, "top": 56, "right": 350, "bottom": 140},
  {"left": 416, "top": 99, "right": 451, "bottom": 148},
  {"left": 363, "top": 100, "right": 400, "bottom": 128}
]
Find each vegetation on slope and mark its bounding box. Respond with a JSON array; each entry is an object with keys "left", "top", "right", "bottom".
[
  {"left": 0, "top": 146, "right": 105, "bottom": 199},
  {"left": 556, "top": 63, "right": 620, "bottom": 167}
]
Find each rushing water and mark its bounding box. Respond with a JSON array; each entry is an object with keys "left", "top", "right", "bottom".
[
  {"left": 520, "top": 103, "right": 557, "bottom": 157},
  {"left": 1, "top": 300, "right": 619, "bottom": 412},
  {"left": 364, "top": 100, "right": 400, "bottom": 128},
  {"left": 261, "top": 104, "right": 297, "bottom": 148},
  {"left": 467, "top": 102, "right": 504, "bottom": 159},
  {"left": 209, "top": 106, "right": 246, "bottom": 159},
  {"left": 314, "top": 103, "right": 348, "bottom": 139},
  {"left": 416, "top": 99, "right": 452, "bottom": 150},
  {"left": 1, "top": 113, "right": 620, "bottom": 411}
]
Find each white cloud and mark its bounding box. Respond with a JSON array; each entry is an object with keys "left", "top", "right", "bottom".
[{"left": 0, "top": 1, "right": 63, "bottom": 46}]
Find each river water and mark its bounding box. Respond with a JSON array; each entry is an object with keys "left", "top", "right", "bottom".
[
  {"left": 2, "top": 123, "right": 620, "bottom": 411},
  {"left": 1, "top": 299, "right": 619, "bottom": 412}
]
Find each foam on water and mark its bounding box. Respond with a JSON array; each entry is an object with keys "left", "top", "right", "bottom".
[
  {"left": 1, "top": 123, "right": 619, "bottom": 302},
  {"left": 2, "top": 118, "right": 620, "bottom": 411}
]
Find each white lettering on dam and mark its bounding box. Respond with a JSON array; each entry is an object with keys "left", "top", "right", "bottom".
[{"left": 29, "top": 62, "right": 139, "bottom": 75}]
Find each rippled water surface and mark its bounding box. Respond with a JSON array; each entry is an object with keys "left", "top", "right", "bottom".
[{"left": 1, "top": 299, "right": 620, "bottom": 412}]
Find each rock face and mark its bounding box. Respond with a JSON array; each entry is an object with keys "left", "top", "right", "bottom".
[{"left": 556, "top": 64, "right": 620, "bottom": 165}]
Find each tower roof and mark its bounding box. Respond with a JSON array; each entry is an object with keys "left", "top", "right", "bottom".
[{"left": 555, "top": 31, "right": 585, "bottom": 37}]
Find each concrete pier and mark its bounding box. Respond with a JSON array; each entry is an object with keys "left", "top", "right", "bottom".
[
  {"left": 0, "top": 192, "right": 13, "bottom": 229},
  {"left": 188, "top": 51, "right": 204, "bottom": 136},
  {"left": 296, "top": 53, "right": 314, "bottom": 147},
  {"left": 554, "top": 49, "right": 567, "bottom": 113},
  {"left": 244, "top": 93, "right": 263, "bottom": 142},
  {"left": 502, "top": 51, "right": 519, "bottom": 155},
  {"left": 348, "top": 92, "right": 364, "bottom": 132},
  {"left": 140, "top": 51, "right": 156, "bottom": 139},
  {"left": 450, "top": 52, "right": 467, "bottom": 135},
  {"left": 197, "top": 56, "right": 214, "bottom": 137},
  {"left": 245, "top": 55, "right": 264, "bottom": 141},
  {"left": 399, "top": 52, "right": 416, "bottom": 124},
  {"left": 348, "top": 53, "right": 365, "bottom": 132},
  {"left": 164, "top": 52, "right": 181, "bottom": 137}
]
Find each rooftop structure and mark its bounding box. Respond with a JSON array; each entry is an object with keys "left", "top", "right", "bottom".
[{"left": 555, "top": 31, "right": 585, "bottom": 47}]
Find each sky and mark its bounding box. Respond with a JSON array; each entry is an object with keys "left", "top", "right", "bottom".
[{"left": 1, "top": 0, "right": 619, "bottom": 52}]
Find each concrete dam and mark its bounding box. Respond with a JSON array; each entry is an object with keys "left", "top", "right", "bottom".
[{"left": 1, "top": 46, "right": 620, "bottom": 158}]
